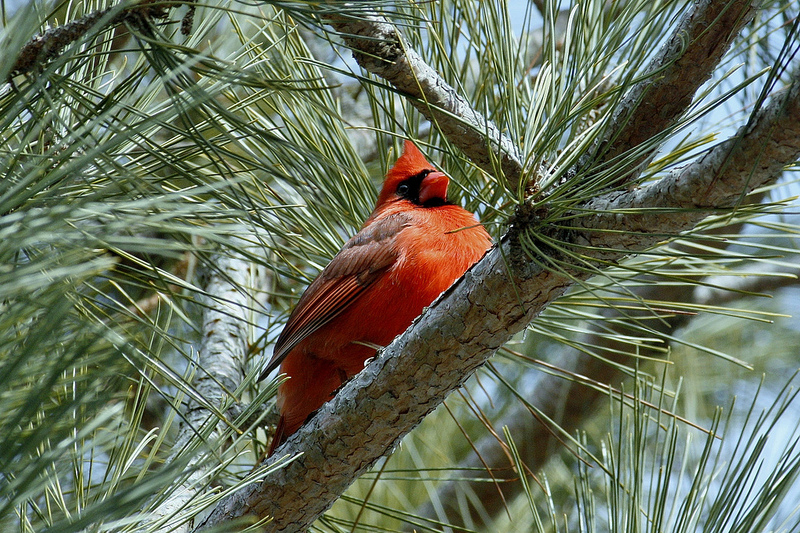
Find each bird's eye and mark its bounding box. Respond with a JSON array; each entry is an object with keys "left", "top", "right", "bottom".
[{"left": 396, "top": 183, "right": 410, "bottom": 196}]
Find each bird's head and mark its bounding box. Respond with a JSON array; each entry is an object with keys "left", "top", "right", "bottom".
[{"left": 376, "top": 140, "right": 450, "bottom": 209}]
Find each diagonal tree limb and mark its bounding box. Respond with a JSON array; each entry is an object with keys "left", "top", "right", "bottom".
[
  {"left": 571, "top": 84, "right": 800, "bottom": 251},
  {"left": 421, "top": 179, "right": 800, "bottom": 528},
  {"left": 417, "top": 256, "right": 800, "bottom": 531},
  {"left": 150, "top": 247, "right": 259, "bottom": 533},
  {"left": 326, "top": 12, "right": 524, "bottom": 190},
  {"left": 325, "top": 1, "right": 757, "bottom": 195},
  {"left": 10, "top": 7, "right": 123, "bottom": 78},
  {"left": 581, "top": 0, "right": 759, "bottom": 185},
  {"left": 412, "top": 1, "right": 795, "bottom": 516},
  {"left": 194, "top": 51, "right": 800, "bottom": 533},
  {"left": 189, "top": 1, "right": 777, "bottom": 528},
  {"left": 8, "top": 1, "right": 180, "bottom": 79}
]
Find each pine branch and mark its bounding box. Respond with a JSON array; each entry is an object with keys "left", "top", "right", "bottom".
[
  {"left": 572, "top": 76, "right": 800, "bottom": 250},
  {"left": 417, "top": 255, "right": 800, "bottom": 529},
  {"left": 193, "top": 51, "right": 800, "bottom": 533},
  {"left": 326, "top": 12, "right": 525, "bottom": 190},
  {"left": 581, "top": 0, "right": 758, "bottom": 186},
  {"left": 9, "top": 0, "right": 192, "bottom": 79},
  {"left": 151, "top": 247, "right": 257, "bottom": 532},
  {"left": 323, "top": 1, "right": 757, "bottom": 196},
  {"left": 11, "top": 7, "right": 123, "bottom": 78}
]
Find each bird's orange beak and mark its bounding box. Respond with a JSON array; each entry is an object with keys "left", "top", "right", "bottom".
[{"left": 419, "top": 171, "right": 449, "bottom": 204}]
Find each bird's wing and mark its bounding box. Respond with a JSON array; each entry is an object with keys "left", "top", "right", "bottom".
[{"left": 258, "top": 213, "right": 409, "bottom": 380}]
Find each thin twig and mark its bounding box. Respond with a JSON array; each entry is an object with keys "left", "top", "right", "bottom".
[{"left": 10, "top": 0, "right": 176, "bottom": 79}]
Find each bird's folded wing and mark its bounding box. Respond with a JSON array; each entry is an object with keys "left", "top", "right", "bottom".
[{"left": 258, "top": 213, "right": 409, "bottom": 380}]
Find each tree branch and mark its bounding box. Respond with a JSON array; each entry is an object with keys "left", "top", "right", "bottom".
[
  {"left": 418, "top": 256, "right": 800, "bottom": 530},
  {"left": 151, "top": 248, "right": 256, "bottom": 532},
  {"left": 9, "top": 0, "right": 190, "bottom": 79},
  {"left": 421, "top": 179, "right": 800, "bottom": 529},
  {"left": 324, "top": 1, "right": 757, "bottom": 195},
  {"left": 194, "top": 57, "right": 800, "bottom": 533},
  {"left": 573, "top": 76, "right": 800, "bottom": 251},
  {"left": 582, "top": 0, "right": 758, "bottom": 184},
  {"left": 326, "top": 12, "right": 524, "bottom": 190}
]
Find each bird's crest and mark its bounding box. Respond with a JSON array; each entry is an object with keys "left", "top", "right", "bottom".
[{"left": 376, "top": 141, "right": 441, "bottom": 208}]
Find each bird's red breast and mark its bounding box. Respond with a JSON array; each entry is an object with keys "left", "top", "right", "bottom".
[{"left": 261, "top": 140, "right": 491, "bottom": 455}]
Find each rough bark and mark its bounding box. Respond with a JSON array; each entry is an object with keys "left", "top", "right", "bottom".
[
  {"left": 151, "top": 248, "right": 258, "bottom": 532},
  {"left": 418, "top": 258, "right": 800, "bottom": 531},
  {"left": 582, "top": 0, "right": 759, "bottom": 184},
  {"left": 326, "top": 1, "right": 758, "bottom": 194},
  {"left": 412, "top": 1, "right": 776, "bottom": 519},
  {"left": 572, "top": 77, "right": 800, "bottom": 252},
  {"left": 194, "top": 60, "right": 800, "bottom": 532},
  {"left": 326, "top": 13, "right": 524, "bottom": 190},
  {"left": 9, "top": 1, "right": 175, "bottom": 79}
]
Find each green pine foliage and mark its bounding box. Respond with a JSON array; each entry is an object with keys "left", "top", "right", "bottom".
[{"left": 1, "top": 0, "right": 800, "bottom": 531}]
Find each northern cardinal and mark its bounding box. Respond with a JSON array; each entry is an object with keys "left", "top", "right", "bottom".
[{"left": 260, "top": 140, "right": 491, "bottom": 455}]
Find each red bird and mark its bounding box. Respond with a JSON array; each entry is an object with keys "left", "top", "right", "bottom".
[{"left": 260, "top": 141, "right": 491, "bottom": 455}]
